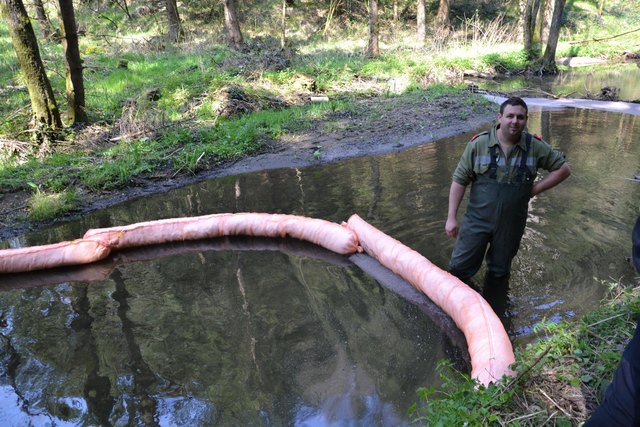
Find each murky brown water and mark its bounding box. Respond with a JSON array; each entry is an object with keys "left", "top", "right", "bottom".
[{"left": 0, "top": 107, "right": 638, "bottom": 426}]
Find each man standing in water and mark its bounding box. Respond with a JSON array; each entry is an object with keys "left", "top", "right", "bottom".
[{"left": 445, "top": 96, "right": 571, "bottom": 285}]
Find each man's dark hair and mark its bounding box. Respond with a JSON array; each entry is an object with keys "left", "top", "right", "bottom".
[{"left": 500, "top": 97, "right": 528, "bottom": 114}]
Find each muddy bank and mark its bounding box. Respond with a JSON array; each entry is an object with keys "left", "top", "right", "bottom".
[{"left": 0, "top": 94, "right": 496, "bottom": 242}]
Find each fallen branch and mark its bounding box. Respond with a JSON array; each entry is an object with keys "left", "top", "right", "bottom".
[
  {"left": 569, "top": 27, "right": 640, "bottom": 45},
  {"left": 501, "top": 343, "right": 554, "bottom": 392},
  {"left": 587, "top": 312, "right": 627, "bottom": 328},
  {"left": 540, "top": 389, "right": 572, "bottom": 419},
  {"left": 507, "top": 409, "right": 547, "bottom": 424},
  {"left": 0, "top": 204, "right": 27, "bottom": 216}
]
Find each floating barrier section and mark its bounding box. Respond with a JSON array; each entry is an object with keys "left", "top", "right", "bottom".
[{"left": 0, "top": 212, "right": 515, "bottom": 386}]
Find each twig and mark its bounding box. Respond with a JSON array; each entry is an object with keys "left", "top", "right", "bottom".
[
  {"left": 542, "top": 411, "right": 559, "bottom": 425},
  {"left": 540, "top": 389, "right": 572, "bottom": 419},
  {"left": 586, "top": 329, "right": 606, "bottom": 341},
  {"left": 0, "top": 106, "right": 29, "bottom": 128},
  {"left": 507, "top": 409, "right": 546, "bottom": 423},
  {"left": 588, "top": 312, "right": 627, "bottom": 328},
  {"left": 500, "top": 343, "right": 554, "bottom": 392},
  {"left": 569, "top": 26, "right": 640, "bottom": 45},
  {"left": 109, "top": 116, "right": 195, "bottom": 142},
  {"left": 0, "top": 204, "right": 27, "bottom": 216},
  {"left": 519, "top": 87, "right": 560, "bottom": 99}
]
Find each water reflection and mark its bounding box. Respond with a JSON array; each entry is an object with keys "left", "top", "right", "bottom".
[
  {"left": 0, "top": 239, "right": 447, "bottom": 425},
  {"left": 0, "top": 107, "right": 639, "bottom": 425},
  {"left": 481, "top": 63, "right": 640, "bottom": 101}
]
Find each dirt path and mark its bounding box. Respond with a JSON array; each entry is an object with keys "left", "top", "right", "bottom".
[{"left": 0, "top": 93, "right": 497, "bottom": 242}]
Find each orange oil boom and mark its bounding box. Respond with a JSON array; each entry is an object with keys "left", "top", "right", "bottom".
[{"left": 0, "top": 212, "right": 514, "bottom": 385}]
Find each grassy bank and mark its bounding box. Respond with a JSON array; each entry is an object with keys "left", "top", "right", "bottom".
[
  {"left": 2, "top": 0, "right": 639, "bottom": 223},
  {"left": 410, "top": 281, "right": 640, "bottom": 425}
]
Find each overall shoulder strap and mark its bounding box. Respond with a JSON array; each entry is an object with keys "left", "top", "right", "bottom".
[{"left": 516, "top": 133, "right": 532, "bottom": 182}]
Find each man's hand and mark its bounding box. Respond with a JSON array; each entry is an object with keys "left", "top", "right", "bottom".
[
  {"left": 531, "top": 163, "right": 571, "bottom": 197},
  {"left": 446, "top": 182, "right": 467, "bottom": 239},
  {"left": 445, "top": 217, "right": 459, "bottom": 238}
]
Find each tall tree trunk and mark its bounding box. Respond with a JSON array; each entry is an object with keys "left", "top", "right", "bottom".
[
  {"left": 32, "top": 0, "right": 53, "bottom": 39},
  {"left": 522, "top": 0, "right": 536, "bottom": 59},
  {"left": 436, "top": 0, "right": 449, "bottom": 27},
  {"left": 365, "top": 0, "right": 378, "bottom": 58},
  {"left": 166, "top": 0, "right": 183, "bottom": 42},
  {"left": 323, "top": 0, "right": 341, "bottom": 38},
  {"left": 416, "top": 0, "right": 426, "bottom": 44},
  {"left": 537, "top": 0, "right": 553, "bottom": 46},
  {"left": 58, "top": 0, "right": 87, "bottom": 124},
  {"left": 223, "top": 0, "right": 243, "bottom": 50},
  {"left": 1, "top": 0, "right": 62, "bottom": 136},
  {"left": 280, "top": 0, "right": 286, "bottom": 48},
  {"left": 541, "top": 0, "right": 567, "bottom": 73},
  {"left": 435, "top": 0, "right": 450, "bottom": 39}
]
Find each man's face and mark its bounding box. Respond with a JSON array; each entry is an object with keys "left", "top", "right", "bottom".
[{"left": 497, "top": 105, "right": 528, "bottom": 138}]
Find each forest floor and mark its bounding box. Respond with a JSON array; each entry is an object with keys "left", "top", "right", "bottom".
[{"left": 0, "top": 92, "right": 497, "bottom": 241}]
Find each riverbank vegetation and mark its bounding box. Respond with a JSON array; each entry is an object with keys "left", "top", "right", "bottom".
[{"left": 410, "top": 281, "right": 640, "bottom": 425}]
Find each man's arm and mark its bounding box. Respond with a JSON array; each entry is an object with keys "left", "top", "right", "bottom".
[
  {"left": 445, "top": 181, "right": 467, "bottom": 238},
  {"left": 531, "top": 163, "right": 571, "bottom": 197}
]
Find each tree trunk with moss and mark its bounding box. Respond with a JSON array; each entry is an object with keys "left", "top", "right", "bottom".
[
  {"left": 540, "top": 0, "right": 566, "bottom": 73},
  {"left": 537, "top": 0, "right": 553, "bottom": 46},
  {"left": 1, "top": 0, "right": 62, "bottom": 136},
  {"left": 223, "top": 0, "right": 243, "bottom": 50},
  {"left": 416, "top": 0, "right": 426, "bottom": 44},
  {"left": 58, "top": 0, "right": 87, "bottom": 124},
  {"left": 166, "top": 0, "right": 183, "bottom": 43},
  {"left": 522, "top": 0, "right": 537, "bottom": 59},
  {"left": 365, "top": 0, "right": 378, "bottom": 58}
]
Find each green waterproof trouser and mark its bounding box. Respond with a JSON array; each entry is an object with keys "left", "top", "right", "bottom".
[{"left": 449, "top": 174, "right": 533, "bottom": 280}]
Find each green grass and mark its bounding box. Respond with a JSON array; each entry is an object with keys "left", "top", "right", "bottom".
[
  {"left": 28, "top": 185, "right": 78, "bottom": 222},
  {"left": 409, "top": 282, "right": 640, "bottom": 426}
]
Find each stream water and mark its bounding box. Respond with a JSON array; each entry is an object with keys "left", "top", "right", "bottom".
[
  {"left": 0, "top": 69, "right": 639, "bottom": 425},
  {"left": 482, "top": 62, "right": 640, "bottom": 101}
]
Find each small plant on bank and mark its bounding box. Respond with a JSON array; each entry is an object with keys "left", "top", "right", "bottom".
[
  {"left": 27, "top": 184, "right": 78, "bottom": 222},
  {"left": 409, "top": 361, "right": 520, "bottom": 426}
]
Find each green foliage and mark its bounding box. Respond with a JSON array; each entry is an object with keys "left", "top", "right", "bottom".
[
  {"left": 423, "top": 83, "right": 463, "bottom": 99},
  {"left": 410, "top": 282, "right": 640, "bottom": 426},
  {"left": 79, "top": 137, "right": 168, "bottom": 190},
  {"left": 409, "top": 361, "right": 518, "bottom": 426},
  {"left": 28, "top": 184, "right": 78, "bottom": 222},
  {"left": 563, "top": 0, "right": 640, "bottom": 39}
]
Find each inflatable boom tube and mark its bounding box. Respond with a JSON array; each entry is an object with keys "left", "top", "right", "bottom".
[
  {"left": 0, "top": 212, "right": 515, "bottom": 386},
  {"left": 0, "top": 239, "right": 111, "bottom": 274},
  {"left": 346, "top": 214, "right": 515, "bottom": 385},
  {"left": 0, "top": 213, "right": 359, "bottom": 274},
  {"left": 82, "top": 213, "right": 360, "bottom": 255}
]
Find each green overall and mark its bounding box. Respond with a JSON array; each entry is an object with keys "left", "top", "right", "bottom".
[{"left": 449, "top": 134, "right": 534, "bottom": 280}]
